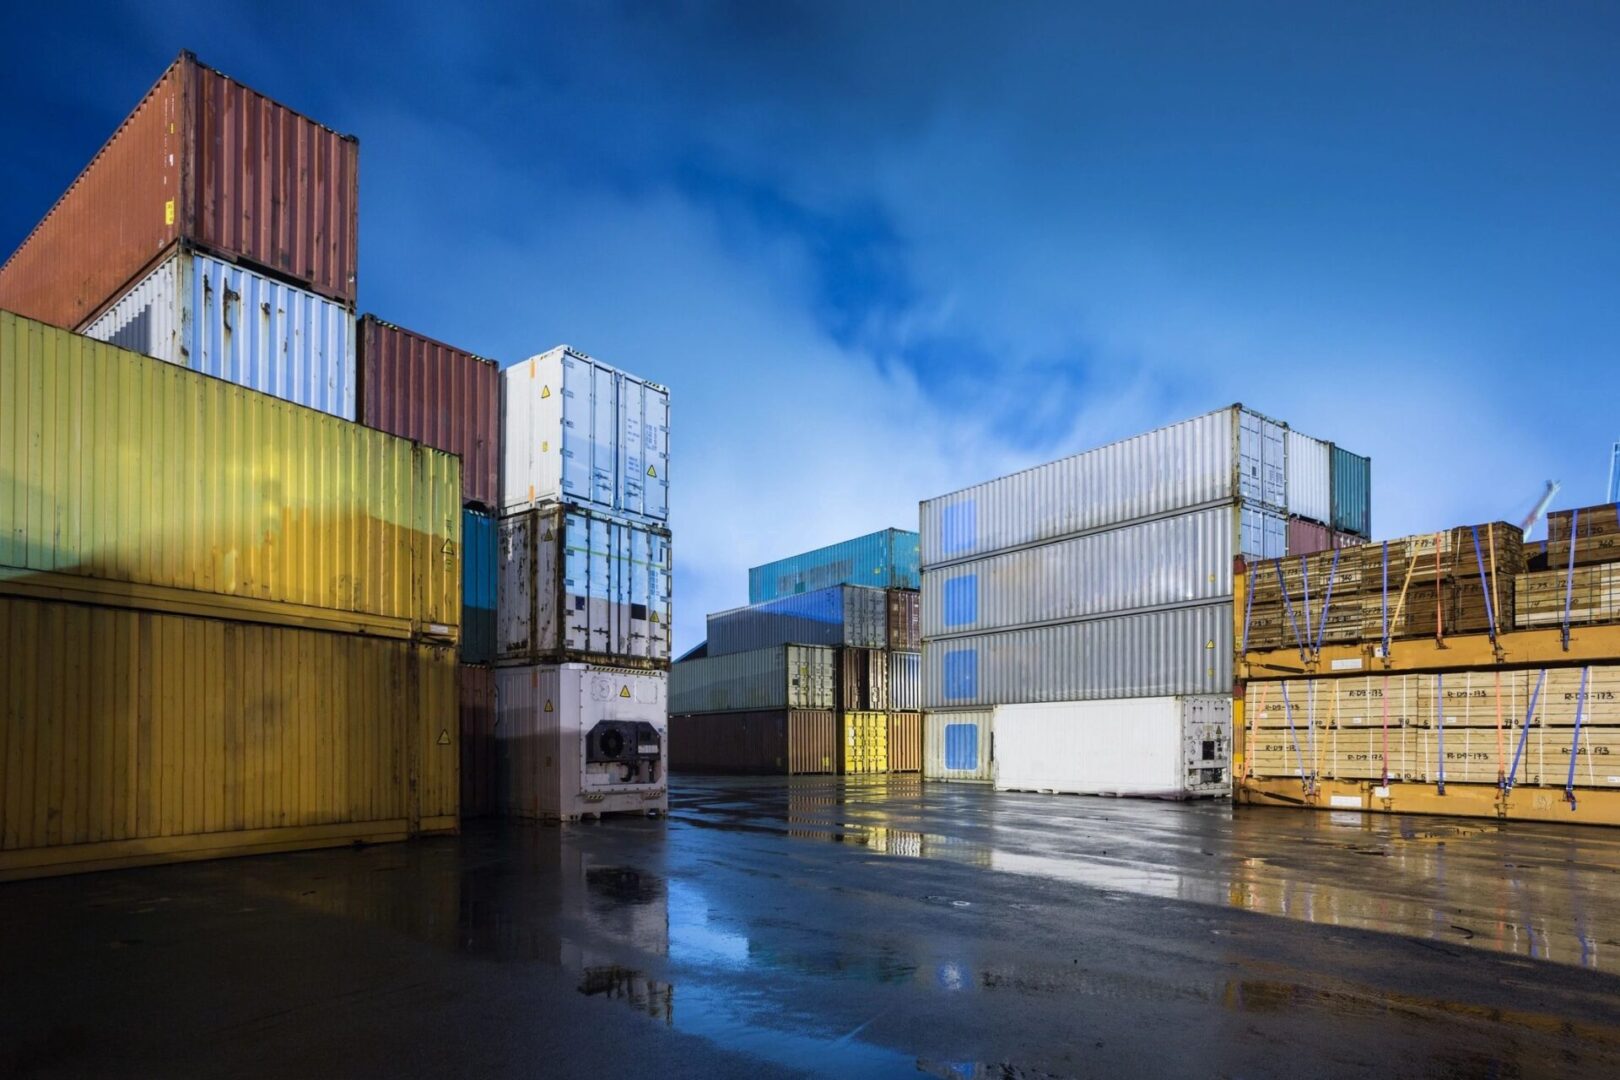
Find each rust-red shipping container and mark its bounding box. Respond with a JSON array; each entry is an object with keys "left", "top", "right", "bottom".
[
  {"left": 887, "top": 712, "right": 923, "bottom": 773},
  {"left": 359, "top": 316, "right": 500, "bottom": 509},
  {"left": 460, "top": 665, "right": 498, "bottom": 818},
  {"left": 0, "top": 50, "right": 358, "bottom": 330},
  {"left": 887, "top": 589, "right": 920, "bottom": 650},
  {"left": 1286, "top": 516, "right": 1333, "bottom": 556},
  {"left": 669, "top": 711, "right": 837, "bottom": 775}
]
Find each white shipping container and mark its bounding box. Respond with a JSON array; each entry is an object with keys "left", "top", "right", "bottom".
[
  {"left": 993, "top": 696, "right": 1231, "bottom": 799},
  {"left": 671, "top": 644, "right": 837, "bottom": 714},
  {"left": 920, "top": 406, "right": 1288, "bottom": 566},
  {"left": 922, "top": 603, "right": 1231, "bottom": 709},
  {"left": 1286, "top": 430, "right": 1332, "bottom": 526},
  {"left": 494, "top": 663, "right": 669, "bottom": 820},
  {"left": 497, "top": 504, "right": 672, "bottom": 666},
  {"left": 82, "top": 245, "right": 357, "bottom": 420},
  {"left": 889, "top": 650, "right": 921, "bottom": 711},
  {"left": 923, "top": 709, "right": 994, "bottom": 782},
  {"left": 707, "top": 585, "right": 888, "bottom": 655},
  {"left": 501, "top": 345, "right": 670, "bottom": 523}
]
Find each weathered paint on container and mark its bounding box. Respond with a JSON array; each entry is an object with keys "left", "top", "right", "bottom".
[
  {"left": 889, "top": 651, "right": 921, "bottom": 711},
  {"left": 748, "top": 529, "right": 921, "bottom": 602},
  {"left": 888, "top": 712, "right": 923, "bottom": 773},
  {"left": 1285, "top": 430, "right": 1332, "bottom": 526},
  {"left": 496, "top": 504, "right": 672, "bottom": 668},
  {"left": 923, "top": 710, "right": 994, "bottom": 782},
  {"left": 1331, "top": 445, "right": 1373, "bottom": 538},
  {"left": 83, "top": 246, "right": 357, "bottom": 419},
  {"left": 493, "top": 664, "right": 668, "bottom": 820},
  {"left": 670, "top": 644, "right": 836, "bottom": 714},
  {"left": 887, "top": 589, "right": 921, "bottom": 650},
  {"left": 993, "top": 696, "right": 1231, "bottom": 799},
  {"left": 1287, "top": 516, "right": 1334, "bottom": 556},
  {"left": 501, "top": 346, "right": 669, "bottom": 524},
  {"left": 707, "top": 585, "right": 888, "bottom": 656},
  {"left": 920, "top": 406, "right": 1295, "bottom": 567},
  {"left": 0, "top": 51, "right": 359, "bottom": 330},
  {"left": 668, "top": 710, "right": 837, "bottom": 775},
  {"left": 839, "top": 711, "right": 889, "bottom": 775},
  {"left": 837, "top": 647, "right": 891, "bottom": 711},
  {"left": 921, "top": 603, "right": 1231, "bottom": 709},
  {"left": 0, "top": 311, "right": 460, "bottom": 640},
  {"left": 359, "top": 316, "right": 500, "bottom": 509},
  {"left": 459, "top": 664, "right": 497, "bottom": 818},
  {"left": 0, "top": 594, "right": 457, "bottom": 882},
  {"left": 462, "top": 508, "right": 497, "bottom": 664}
]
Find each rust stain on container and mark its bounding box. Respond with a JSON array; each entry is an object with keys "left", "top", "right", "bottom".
[
  {"left": 669, "top": 711, "right": 837, "bottom": 775},
  {"left": 0, "top": 51, "right": 358, "bottom": 330},
  {"left": 887, "top": 588, "right": 920, "bottom": 651},
  {"left": 458, "top": 665, "right": 497, "bottom": 818},
  {"left": 359, "top": 316, "right": 500, "bottom": 510}
]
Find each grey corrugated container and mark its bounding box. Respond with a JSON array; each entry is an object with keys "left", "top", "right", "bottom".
[
  {"left": 924, "top": 710, "right": 995, "bottom": 782},
  {"left": 670, "top": 644, "right": 836, "bottom": 714},
  {"left": 889, "top": 650, "right": 921, "bottom": 711},
  {"left": 707, "top": 585, "right": 888, "bottom": 656},
  {"left": 920, "top": 405, "right": 1289, "bottom": 567},
  {"left": 920, "top": 603, "right": 1231, "bottom": 709},
  {"left": 1285, "top": 430, "right": 1332, "bottom": 527},
  {"left": 921, "top": 505, "right": 1284, "bottom": 639}
]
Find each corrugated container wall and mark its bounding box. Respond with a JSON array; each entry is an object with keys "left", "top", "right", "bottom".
[
  {"left": 670, "top": 645, "right": 836, "bottom": 714},
  {"left": 83, "top": 246, "right": 357, "bottom": 420},
  {"left": 887, "top": 589, "right": 921, "bottom": 650},
  {"left": 1331, "top": 446, "right": 1373, "bottom": 538},
  {"left": 501, "top": 347, "right": 669, "bottom": 524},
  {"left": 888, "top": 713, "right": 923, "bottom": 773},
  {"left": 462, "top": 509, "right": 497, "bottom": 664},
  {"left": 496, "top": 505, "right": 672, "bottom": 668},
  {"left": 1287, "top": 516, "right": 1333, "bottom": 557},
  {"left": 919, "top": 406, "right": 1286, "bottom": 566},
  {"left": 358, "top": 317, "right": 500, "bottom": 509},
  {"left": 889, "top": 651, "right": 921, "bottom": 711},
  {"left": 0, "top": 594, "right": 457, "bottom": 882},
  {"left": 1285, "top": 431, "right": 1332, "bottom": 527},
  {"left": 748, "top": 529, "right": 921, "bottom": 602},
  {"left": 924, "top": 711, "right": 995, "bottom": 782},
  {"left": 707, "top": 585, "right": 888, "bottom": 656},
  {"left": 0, "top": 51, "right": 358, "bottom": 331},
  {"left": 669, "top": 711, "right": 837, "bottom": 775},
  {"left": 0, "top": 312, "right": 460, "bottom": 639},
  {"left": 459, "top": 665, "right": 497, "bottom": 818},
  {"left": 921, "top": 604, "right": 1231, "bottom": 709}
]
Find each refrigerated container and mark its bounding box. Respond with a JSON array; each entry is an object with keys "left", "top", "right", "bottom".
[
  {"left": 748, "top": 529, "right": 921, "bottom": 602},
  {"left": 1285, "top": 430, "right": 1332, "bottom": 526},
  {"left": 0, "top": 50, "right": 359, "bottom": 330},
  {"left": 493, "top": 663, "right": 668, "bottom": 820},
  {"left": 923, "top": 710, "right": 994, "bottom": 782},
  {"left": 889, "top": 651, "right": 921, "bottom": 711},
  {"left": 707, "top": 585, "right": 887, "bottom": 655},
  {"left": 496, "top": 504, "right": 671, "bottom": 668},
  {"left": 83, "top": 245, "right": 357, "bottom": 420},
  {"left": 993, "top": 696, "right": 1231, "bottom": 799},
  {"left": 462, "top": 508, "right": 498, "bottom": 664},
  {"left": 669, "top": 710, "right": 837, "bottom": 775},
  {"left": 670, "top": 644, "right": 836, "bottom": 714},
  {"left": 501, "top": 346, "right": 669, "bottom": 524}
]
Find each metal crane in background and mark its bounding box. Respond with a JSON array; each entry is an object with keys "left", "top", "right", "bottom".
[
  {"left": 1520, "top": 480, "right": 1561, "bottom": 537},
  {"left": 1609, "top": 442, "right": 1620, "bottom": 503}
]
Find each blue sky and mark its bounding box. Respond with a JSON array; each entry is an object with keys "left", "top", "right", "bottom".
[{"left": 5, "top": 1, "right": 1619, "bottom": 650}]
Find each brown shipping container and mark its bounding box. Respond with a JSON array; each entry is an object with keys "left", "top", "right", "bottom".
[
  {"left": 888, "top": 712, "right": 923, "bottom": 773},
  {"left": 359, "top": 317, "right": 500, "bottom": 510},
  {"left": 0, "top": 51, "right": 358, "bottom": 330},
  {"left": 669, "top": 711, "right": 837, "bottom": 775},
  {"left": 887, "top": 589, "right": 920, "bottom": 651},
  {"left": 459, "top": 665, "right": 498, "bottom": 818}
]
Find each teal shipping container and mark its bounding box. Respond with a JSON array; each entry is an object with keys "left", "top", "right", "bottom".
[
  {"left": 1330, "top": 446, "right": 1372, "bottom": 538},
  {"left": 462, "top": 507, "right": 498, "bottom": 663},
  {"left": 749, "top": 528, "right": 921, "bottom": 603}
]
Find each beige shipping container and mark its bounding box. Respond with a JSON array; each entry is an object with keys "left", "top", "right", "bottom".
[
  {"left": 0, "top": 593, "right": 457, "bottom": 882},
  {"left": 0, "top": 311, "right": 459, "bottom": 640}
]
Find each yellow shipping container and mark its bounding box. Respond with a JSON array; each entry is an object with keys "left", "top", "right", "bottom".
[
  {"left": 840, "top": 711, "right": 889, "bottom": 775},
  {"left": 0, "top": 593, "right": 458, "bottom": 881},
  {"left": 0, "top": 310, "right": 460, "bottom": 640}
]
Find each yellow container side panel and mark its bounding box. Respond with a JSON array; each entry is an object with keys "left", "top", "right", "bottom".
[
  {"left": 0, "top": 311, "right": 460, "bottom": 635},
  {"left": 0, "top": 594, "right": 459, "bottom": 880},
  {"left": 841, "top": 711, "right": 891, "bottom": 775}
]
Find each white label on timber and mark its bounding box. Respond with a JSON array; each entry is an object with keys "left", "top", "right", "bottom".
[
  {"left": 437, "top": 730, "right": 451, "bottom": 746},
  {"left": 1330, "top": 658, "right": 1365, "bottom": 671},
  {"left": 1373, "top": 786, "right": 1391, "bottom": 798},
  {"left": 1329, "top": 794, "right": 1362, "bottom": 808}
]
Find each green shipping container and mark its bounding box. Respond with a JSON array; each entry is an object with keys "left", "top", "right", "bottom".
[{"left": 1330, "top": 445, "right": 1372, "bottom": 539}]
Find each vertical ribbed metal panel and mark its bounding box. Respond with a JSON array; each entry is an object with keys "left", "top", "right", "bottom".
[
  {"left": 461, "top": 509, "right": 497, "bottom": 664},
  {"left": 889, "top": 651, "right": 921, "bottom": 711},
  {"left": 1331, "top": 446, "right": 1373, "bottom": 538},
  {"left": 358, "top": 316, "right": 500, "bottom": 509},
  {"left": 748, "top": 529, "right": 921, "bottom": 602},
  {"left": 83, "top": 247, "right": 357, "bottom": 420},
  {"left": 886, "top": 588, "right": 921, "bottom": 650},
  {"left": 0, "top": 310, "right": 458, "bottom": 636},
  {"left": 924, "top": 710, "right": 995, "bottom": 781},
  {"left": 670, "top": 644, "right": 836, "bottom": 713},
  {"left": 1286, "top": 430, "right": 1332, "bottom": 525},
  {"left": 888, "top": 713, "right": 923, "bottom": 773},
  {"left": 707, "top": 585, "right": 889, "bottom": 655},
  {"left": 1238, "top": 409, "right": 1287, "bottom": 510},
  {"left": 920, "top": 507, "right": 1235, "bottom": 638},
  {"left": 459, "top": 664, "right": 498, "bottom": 818},
  {"left": 920, "top": 604, "right": 1231, "bottom": 709},
  {"left": 668, "top": 710, "right": 837, "bottom": 775}
]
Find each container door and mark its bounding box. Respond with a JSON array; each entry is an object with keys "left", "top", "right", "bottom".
[
  {"left": 496, "top": 515, "right": 533, "bottom": 658},
  {"left": 559, "top": 351, "right": 618, "bottom": 510},
  {"left": 620, "top": 376, "right": 670, "bottom": 523}
]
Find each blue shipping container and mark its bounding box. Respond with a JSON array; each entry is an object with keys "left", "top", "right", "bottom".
[
  {"left": 748, "top": 528, "right": 921, "bottom": 603},
  {"left": 708, "top": 585, "right": 888, "bottom": 656},
  {"left": 462, "top": 507, "right": 498, "bottom": 663},
  {"left": 1330, "top": 446, "right": 1372, "bottom": 538}
]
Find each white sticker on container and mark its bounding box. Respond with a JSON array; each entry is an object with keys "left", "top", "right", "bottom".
[
  {"left": 1330, "top": 658, "right": 1365, "bottom": 671},
  {"left": 1329, "top": 794, "right": 1362, "bottom": 808},
  {"left": 1372, "top": 786, "right": 1391, "bottom": 798}
]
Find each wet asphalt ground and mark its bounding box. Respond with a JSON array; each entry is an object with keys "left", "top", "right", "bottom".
[{"left": 5, "top": 776, "right": 1620, "bottom": 1078}]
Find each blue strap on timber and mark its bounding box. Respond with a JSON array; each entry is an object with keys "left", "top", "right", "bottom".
[
  {"left": 1381, "top": 542, "right": 1391, "bottom": 658},
  {"left": 1274, "top": 560, "right": 1306, "bottom": 660},
  {"left": 1436, "top": 673, "right": 1446, "bottom": 795},
  {"left": 1505, "top": 669, "right": 1546, "bottom": 794},
  {"left": 1470, "top": 525, "right": 1498, "bottom": 644},
  {"left": 1566, "top": 666, "right": 1590, "bottom": 810},
  {"left": 1562, "top": 508, "right": 1580, "bottom": 650},
  {"left": 1280, "top": 680, "right": 1308, "bottom": 787},
  {"left": 1314, "top": 548, "right": 1341, "bottom": 652}
]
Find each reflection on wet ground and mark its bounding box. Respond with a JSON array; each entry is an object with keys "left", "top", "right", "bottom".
[{"left": 5, "top": 775, "right": 1620, "bottom": 1078}]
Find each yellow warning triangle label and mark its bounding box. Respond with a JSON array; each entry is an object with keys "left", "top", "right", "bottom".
[
  {"left": 542, "top": 530, "right": 554, "bottom": 542},
  {"left": 541, "top": 440, "right": 549, "bottom": 452},
  {"left": 437, "top": 729, "right": 450, "bottom": 746},
  {"left": 619, "top": 685, "right": 631, "bottom": 698},
  {"left": 650, "top": 612, "right": 660, "bottom": 624},
  {"left": 1205, "top": 640, "right": 1215, "bottom": 649},
  {"left": 544, "top": 699, "right": 554, "bottom": 713},
  {"left": 541, "top": 385, "right": 552, "bottom": 399},
  {"left": 647, "top": 465, "right": 657, "bottom": 477}
]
